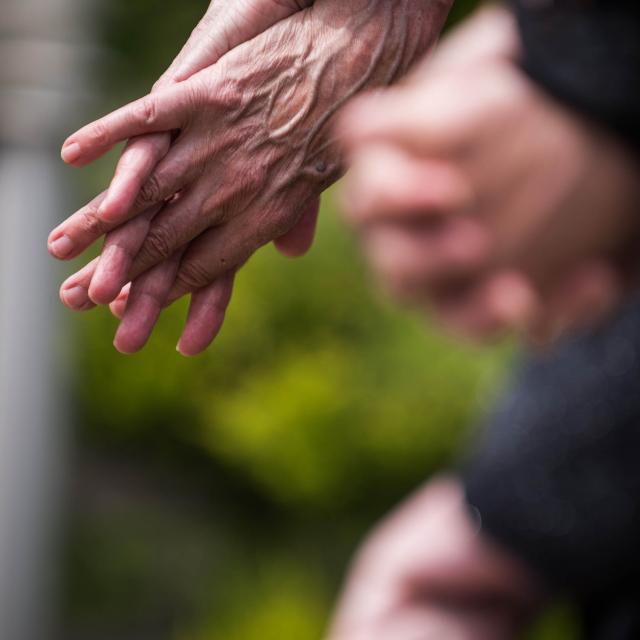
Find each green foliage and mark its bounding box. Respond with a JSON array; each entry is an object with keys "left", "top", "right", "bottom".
[{"left": 182, "top": 559, "right": 329, "bottom": 640}]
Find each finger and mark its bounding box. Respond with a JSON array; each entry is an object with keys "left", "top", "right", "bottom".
[
  {"left": 109, "top": 283, "right": 131, "bottom": 320},
  {"left": 97, "top": 132, "right": 171, "bottom": 223},
  {"left": 48, "top": 191, "right": 109, "bottom": 260},
  {"left": 127, "top": 186, "right": 210, "bottom": 279},
  {"left": 343, "top": 145, "right": 473, "bottom": 226},
  {"left": 431, "top": 271, "right": 538, "bottom": 342},
  {"left": 61, "top": 85, "right": 198, "bottom": 167},
  {"left": 274, "top": 197, "right": 321, "bottom": 257},
  {"left": 364, "top": 217, "right": 490, "bottom": 302},
  {"left": 113, "top": 251, "right": 184, "bottom": 354},
  {"left": 59, "top": 257, "right": 100, "bottom": 311},
  {"left": 177, "top": 272, "right": 235, "bottom": 357},
  {"left": 50, "top": 148, "right": 197, "bottom": 261},
  {"left": 88, "top": 204, "right": 161, "bottom": 305}
]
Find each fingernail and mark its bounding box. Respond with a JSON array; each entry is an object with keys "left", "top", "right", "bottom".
[
  {"left": 113, "top": 332, "right": 135, "bottom": 356},
  {"left": 61, "top": 142, "right": 81, "bottom": 164},
  {"left": 176, "top": 340, "right": 194, "bottom": 357},
  {"left": 50, "top": 234, "right": 74, "bottom": 258},
  {"left": 62, "top": 286, "right": 89, "bottom": 309},
  {"left": 113, "top": 339, "right": 132, "bottom": 356}
]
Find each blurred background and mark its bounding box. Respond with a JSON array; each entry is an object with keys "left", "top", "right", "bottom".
[{"left": 1, "top": 0, "right": 576, "bottom": 638}]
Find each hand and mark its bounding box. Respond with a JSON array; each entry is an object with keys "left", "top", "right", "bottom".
[
  {"left": 328, "top": 477, "right": 542, "bottom": 640},
  {"left": 50, "top": 0, "right": 316, "bottom": 355},
  {"left": 51, "top": 0, "right": 452, "bottom": 355},
  {"left": 339, "top": 7, "right": 640, "bottom": 345}
]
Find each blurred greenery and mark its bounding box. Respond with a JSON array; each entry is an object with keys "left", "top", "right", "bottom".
[{"left": 61, "top": 1, "right": 577, "bottom": 639}]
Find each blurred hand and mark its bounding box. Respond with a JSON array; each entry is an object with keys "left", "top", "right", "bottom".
[
  {"left": 339, "top": 7, "right": 640, "bottom": 345},
  {"left": 50, "top": 0, "right": 452, "bottom": 355},
  {"left": 328, "top": 477, "right": 542, "bottom": 640}
]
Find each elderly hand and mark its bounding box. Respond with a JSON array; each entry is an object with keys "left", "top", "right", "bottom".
[
  {"left": 51, "top": 0, "right": 452, "bottom": 355},
  {"left": 49, "top": 0, "right": 317, "bottom": 355},
  {"left": 328, "top": 477, "right": 542, "bottom": 640},
  {"left": 339, "top": 7, "right": 640, "bottom": 345}
]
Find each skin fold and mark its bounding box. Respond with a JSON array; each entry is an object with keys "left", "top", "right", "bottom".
[{"left": 51, "top": 0, "right": 452, "bottom": 355}]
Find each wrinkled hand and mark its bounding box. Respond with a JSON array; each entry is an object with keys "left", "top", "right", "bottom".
[
  {"left": 50, "top": 0, "right": 317, "bottom": 355},
  {"left": 339, "top": 7, "right": 640, "bottom": 346},
  {"left": 328, "top": 477, "right": 542, "bottom": 640},
  {"left": 51, "top": 0, "right": 452, "bottom": 355}
]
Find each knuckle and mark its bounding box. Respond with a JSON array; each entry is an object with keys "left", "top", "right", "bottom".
[
  {"left": 137, "top": 174, "right": 164, "bottom": 206},
  {"left": 176, "top": 259, "right": 212, "bottom": 292},
  {"left": 142, "top": 225, "right": 175, "bottom": 262},
  {"left": 89, "top": 123, "right": 110, "bottom": 148},
  {"left": 79, "top": 207, "right": 108, "bottom": 238},
  {"left": 135, "top": 96, "right": 158, "bottom": 127}
]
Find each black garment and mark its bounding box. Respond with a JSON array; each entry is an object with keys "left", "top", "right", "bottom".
[
  {"left": 464, "top": 295, "right": 640, "bottom": 639},
  {"left": 511, "top": 0, "right": 640, "bottom": 151}
]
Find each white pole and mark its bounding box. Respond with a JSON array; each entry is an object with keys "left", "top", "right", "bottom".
[{"left": 0, "top": 1, "right": 96, "bottom": 637}]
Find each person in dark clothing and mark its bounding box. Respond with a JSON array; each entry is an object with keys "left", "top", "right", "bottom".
[{"left": 331, "top": 3, "right": 640, "bottom": 639}]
